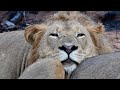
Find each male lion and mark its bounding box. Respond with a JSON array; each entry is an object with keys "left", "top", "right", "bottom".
[{"left": 0, "top": 11, "right": 112, "bottom": 79}]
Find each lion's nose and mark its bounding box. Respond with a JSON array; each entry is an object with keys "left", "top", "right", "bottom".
[{"left": 59, "top": 45, "right": 78, "bottom": 54}]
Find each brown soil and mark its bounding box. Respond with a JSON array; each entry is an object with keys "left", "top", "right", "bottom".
[{"left": 106, "top": 31, "right": 120, "bottom": 52}]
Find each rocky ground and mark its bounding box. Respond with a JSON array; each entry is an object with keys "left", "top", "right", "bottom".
[{"left": 0, "top": 11, "right": 120, "bottom": 52}]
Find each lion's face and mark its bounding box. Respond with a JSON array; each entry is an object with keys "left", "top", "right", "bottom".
[
  {"left": 25, "top": 11, "right": 112, "bottom": 78},
  {"left": 38, "top": 20, "right": 97, "bottom": 77}
]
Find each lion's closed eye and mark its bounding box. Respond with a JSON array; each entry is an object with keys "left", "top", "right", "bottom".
[
  {"left": 77, "top": 33, "right": 85, "bottom": 37},
  {"left": 49, "top": 33, "right": 59, "bottom": 37}
]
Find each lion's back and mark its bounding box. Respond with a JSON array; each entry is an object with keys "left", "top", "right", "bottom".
[
  {"left": 0, "top": 31, "right": 30, "bottom": 53},
  {"left": 0, "top": 31, "right": 30, "bottom": 79}
]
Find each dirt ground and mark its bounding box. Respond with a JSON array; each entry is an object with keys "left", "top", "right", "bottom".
[
  {"left": 25, "top": 11, "right": 57, "bottom": 24},
  {"left": 106, "top": 31, "right": 120, "bottom": 51}
]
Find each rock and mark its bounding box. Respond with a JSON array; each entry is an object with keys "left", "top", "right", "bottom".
[
  {"left": 19, "top": 58, "right": 65, "bottom": 79},
  {"left": 70, "top": 52, "right": 120, "bottom": 79}
]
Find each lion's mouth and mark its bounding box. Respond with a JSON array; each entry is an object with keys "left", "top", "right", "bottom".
[{"left": 61, "top": 57, "right": 79, "bottom": 66}]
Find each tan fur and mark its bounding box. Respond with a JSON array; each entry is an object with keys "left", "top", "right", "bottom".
[
  {"left": 24, "top": 24, "right": 47, "bottom": 67},
  {"left": 24, "top": 11, "right": 112, "bottom": 69}
]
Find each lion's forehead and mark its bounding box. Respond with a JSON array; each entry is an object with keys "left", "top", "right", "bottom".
[{"left": 48, "top": 20, "right": 88, "bottom": 34}]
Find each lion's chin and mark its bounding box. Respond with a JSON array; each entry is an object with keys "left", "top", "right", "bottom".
[{"left": 62, "top": 60, "right": 77, "bottom": 79}]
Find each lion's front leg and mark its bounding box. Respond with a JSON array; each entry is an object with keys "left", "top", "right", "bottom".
[{"left": 18, "top": 58, "right": 65, "bottom": 79}]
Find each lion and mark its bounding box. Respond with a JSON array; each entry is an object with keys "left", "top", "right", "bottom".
[{"left": 0, "top": 11, "right": 112, "bottom": 79}]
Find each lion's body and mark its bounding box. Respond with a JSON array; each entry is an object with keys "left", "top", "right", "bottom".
[{"left": 0, "top": 11, "right": 113, "bottom": 79}]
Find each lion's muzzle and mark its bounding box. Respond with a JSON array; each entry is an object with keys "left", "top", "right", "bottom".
[
  {"left": 58, "top": 44, "right": 79, "bottom": 79},
  {"left": 59, "top": 45, "right": 78, "bottom": 55},
  {"left": 58, "top": 43, "right": 79, "bottom": 64}
]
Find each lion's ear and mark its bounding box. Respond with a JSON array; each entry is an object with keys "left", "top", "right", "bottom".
[
  {"left": 92, "top": 23, "right": 105, "bottom": 34},
  {"left": 24, "top": 24, "right": 47, "bottom": 45},
  {"left": 87, "top": 23, "right": 105, "bottom": 34}
]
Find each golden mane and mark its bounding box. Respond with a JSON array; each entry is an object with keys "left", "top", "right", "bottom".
[
  {"left": 24, "top": 24, "right": 47, "bottom": 67},
  {"left": 24, "top": 11, "right": 112, "bottom": 68}
]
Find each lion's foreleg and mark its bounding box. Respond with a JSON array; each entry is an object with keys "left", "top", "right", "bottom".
[{"left": 18, "top": 58, "right": 65, "bottom": 79}]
